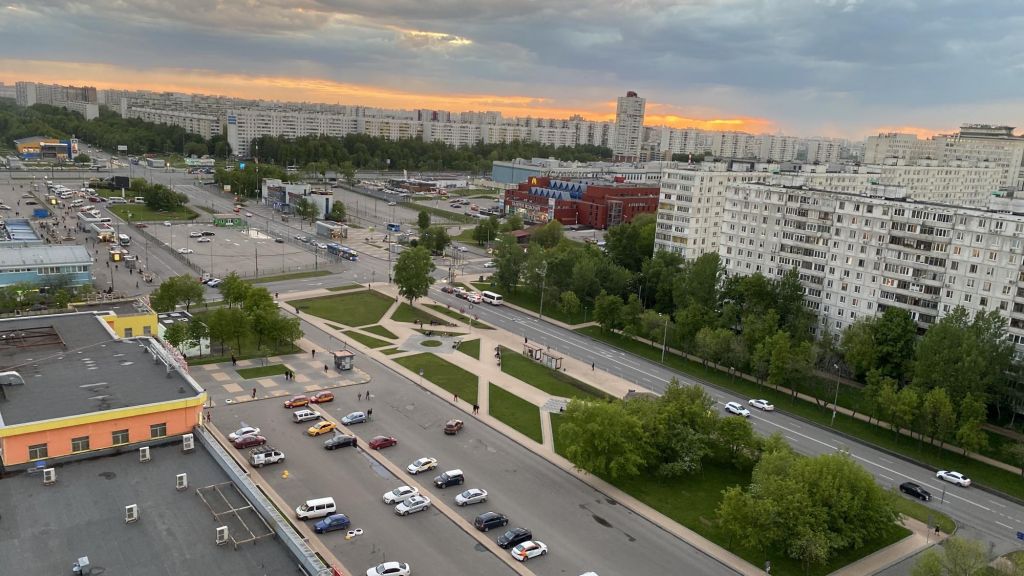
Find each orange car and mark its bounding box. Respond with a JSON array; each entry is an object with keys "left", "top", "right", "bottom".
[
  {"left": 310, "top": 391, "right": 335, "bottom": 404},
  {"left": 284, "top": 395, "right": 309, "bottom": 408}
]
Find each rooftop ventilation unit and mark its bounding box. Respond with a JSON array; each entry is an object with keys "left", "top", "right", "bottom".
[
  {"left": 182, "top": 433, "right": 194, "bottom": 452},
  {"left": 139, "top": 446, "right": 151, "bottom": 463},
  {"left": 125, "top": 504, "right": 138, "bottom": 523},
  {"left": 42, "top": 467, "right": 56, "bottom": 485},
  {"left": 176, "top": 473, "right": 188, "bottom": 491},
  {"left": 216, "top": 526, "right": 229, "bottom": 546}
]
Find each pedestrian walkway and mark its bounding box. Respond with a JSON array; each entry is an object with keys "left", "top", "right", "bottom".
[{"left": 279, "top": 284, "right": 941, "bottom": 576}]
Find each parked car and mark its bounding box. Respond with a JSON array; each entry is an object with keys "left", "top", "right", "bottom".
[
  {"left": 365, "top": 561, "right": 411, "bottom": 576},
  {"left": 497, "top": 527, "right": 533, "bottom": 549},
  {"left": 201, "top": 231, "right": 216, "bottom": 236},
  {"left": 228, "top": 426, "right": 260, "bottom": 441},
  {"left": 406, "top": 457, "right": 438, "bottom": 475},
  {"left": 163, "top": 221, "right": 172, "bottom": 226},
  {"left": 309, "top": 391, "right": 335, "bottom": 404},
  {"left": 189, "top": 231, "right": 202, "bottom": 238},
  {"left": 395, "top": 495, "right": 431, "bottom": 516},
  {"left": 197, "top": 237, "right": 211, "bottom": 243},
  {"left": 444, "top": 419, "right": 464, "bottom": 435},
  {"left": 177, "top": 248, "right": 194, "bottom": 254},
  {"left": 936, "top": 470, "right": 972, "bottom": 487},
  {"left": 284, "top": 395, "right": 309, "bottom": 408},
  {"left": 249, "top": 447, "right": 284, "bottom": 467},
  {"left": 748, "top": 399, "right": 775, "bottom": 411},
  {"left": 245, "top": 212, "right": 254, "bottom": 217},
  {"left": 274, "top": 237, "right": 285, "bottom": 243},
  {"left": 324, "top": 434, "right": 357, "bottom": 450},
  {"left": 899, "top": 482, "right": 932, "bottom": 501},
  {"left": 314, "top": 513, "right": 351, "bottom": 534},
  {"left": 724, "top": 401, "right": 751, "bottom": 417},
  {"left": 369, "top": 435, "right": 398, "bottom": 450},
  {"left": 134, "top": 223, "right": 147, "bottom": 228},
  {"left": 341, "top": 411, "right": 367, "bottom": 425},
  {"left": 307, "top": 421, "right": 338, "bottom": 436},
  {"left": 511, "top": 541, "right": 547, "bottom": 562},
  {"left": 433, "top": 469, "right": 465, "bottom": 488},
  {"left": 232, "top": 434, "right": 267, "bottom": 449},
  {"left": 387, "top": 201, "right": 397, "bottom": 206},
  {"left": 383, "top": 485, "right": 420, "bottom": 505},
  {"left": 292, "top": 409, "right": 321, "bottom": 423},
  {"left": 474, "top": 511, "right": 509, "bottom": 532},
  {"left": 455, "top": 488, "right": 488, "bottom": 506},
  {"left": 205, "top": 278, "right": 222, "bottom": 287}
]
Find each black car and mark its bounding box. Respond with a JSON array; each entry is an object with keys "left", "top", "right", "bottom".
[
  {"left": 274, "top": 238, "right": 285, "bottom": 243},
  {"left": 201, "top": 231, "right": 216, "bottom": 236},
  {"left": 324, "top": 434, "right": 357, "bottom": 450},
  {"left": 433, "top": 469, "right": 464, "bottom": 488},
  {"left": 497, "top": 527, "right": 532, "bottom": 549},
  {"left": 474, "top": 511, "right": 508, "bottom": 532},
  {"left": 899, "top": 482, "right": 931, "bottom": 501}
]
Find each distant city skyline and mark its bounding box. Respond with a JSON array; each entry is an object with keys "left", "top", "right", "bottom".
[{"left": 1, "top": 1, "right": 1018, "bottom": 138}]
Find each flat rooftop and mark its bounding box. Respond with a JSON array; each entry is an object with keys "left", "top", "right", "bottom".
[
  {"left": 0, "top": 443, "right": 301, "bottom": 575},
  {"left": 0, "top": 312, "right": 200, "bottom": 426}
]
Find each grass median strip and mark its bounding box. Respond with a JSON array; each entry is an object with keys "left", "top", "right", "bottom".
[
  {"left": 327, "top": 283, "right": 365, "bottom": 291},
  {"left": 488, "top": 383, "right": 543, "bottom": 443},
  {"left": 292, "top": 290, "right": 393, "bottom": 327},
  {"left": 362, "top": 324, "right": 397, "bottom": 339},
  {"left": 236, "top": 364, "right": 289, "bottom": 379},
  {"left": 394, "top": 353, "right": 479, "bottom": 405},
  {"left": 246, "top": 270, "right": 332, "bottom": 284},
  {"left": 457, "top": 339, "right": 480, "bottom": 360},
  {"left": 426, "top": 303, "right": 494, "bottom": 329},
  {"left": 391, "top": 302, "right": 450, "bottom": 326},
  {"left": 499, "top": 346, "right": 608, "bottom": 400},
  {"left": 344, "top": 331, "right": 392, "bottom": 349}
]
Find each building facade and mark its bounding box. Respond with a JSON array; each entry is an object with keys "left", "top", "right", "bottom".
[
  {"left": 612, "top": 91, "right": 646, "bottom": 161},
  {"left": 503, "top": 176, "right": 659, "bottom": 229},
  {"left": 125, "top": 107, "right": 222, "bottom": 139},
  {"left": 0, "top": 245, "right": 93, "bottom": 288}
]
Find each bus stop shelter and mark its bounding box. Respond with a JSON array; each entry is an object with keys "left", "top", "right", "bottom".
[{"left": 333, "top": 350, "right": 355, "bottom": 371}]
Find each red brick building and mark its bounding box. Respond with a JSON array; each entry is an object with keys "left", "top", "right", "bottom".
[{"left": 502, "top": 176, "right": 659, "bottom": 229}]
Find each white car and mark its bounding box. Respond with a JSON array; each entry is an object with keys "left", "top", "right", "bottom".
[
  {"left": 394, "top": 495, "right": 431, "bottom": 516},
  {"left": 177, "top": 248, "right": 194, "bottom": 254},
  {"left": 163, "top": 221, "right": 172, "bottom": 226},
  {"left": 724, "top": 402, "right": 750, "bottom": 417},
  {"left": 936, "top": 470, "right": 971, "bottom": 487},
  {"left": 189, "top": 231, "right": 202, "bottom": 238},
  {"left": 406, "top": 457, "right": 438, "bottom": 475},
  {"left": 466, "top": 292, "right": 482, "bottom": 304},
  {"left": 457, "top": 246, "right": 468, "bottom": 252},
  {"left": 455, "top": 488, "right": 488, "bottom": 506},
  {"left": 206, "top": 278, "right": 222, "bottom": 287},
  {"left": 484, "top": 261, "right": 496, "bottom": 268},
  {"left": 245, "top": 212, "right": 254, "bottom": 217},
  {"left": 511, "top": 540, "right": 548, "bottom": 562},
  {"left": 315, "top": 242, "right": 328, "bottom": 250},
  {"left": 228, "top": 426, "right": 260, "bottom": 441},
  {"left": 387, "top": 202, "right": 397, "bottom": 206},
  {"left": 197, "top": 237, "right": 211, "bottom": 243},
  {"left": 748, "top": 399, "right": 775, "bottom": 412},
  {"left": 382, "top": 485, "right": 420, "bottom": 505},
  {"left": 365, "top": 562, "right": 410, "bottom": 576}
]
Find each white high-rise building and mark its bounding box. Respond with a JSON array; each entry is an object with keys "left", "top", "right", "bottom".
[{"left": 612, "top": 91, "right": 646, "bottom": 161}]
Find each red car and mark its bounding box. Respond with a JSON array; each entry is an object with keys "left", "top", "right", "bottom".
[
  {"left": 310, "top": 391, "right": 334, "bottom": 404},
  {"left": 283, "top": 395, "right": 309, "bottom": 408},
  {"left": 369, "top": 435, "right": 398, "bottom": 450},
  {"left": 135, "top": 223, "right": 147, "bottom": 229},
  {"left": 232, "top": 435, "right": 267, "bottom": 449}
]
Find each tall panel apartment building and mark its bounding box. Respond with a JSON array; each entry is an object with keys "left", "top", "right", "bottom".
[
  {"left": 612, "top": 91, "right": 646, "bottom": 161},
  {"left": 717, "top": 179, "right": 1024, "bottom": 352}
]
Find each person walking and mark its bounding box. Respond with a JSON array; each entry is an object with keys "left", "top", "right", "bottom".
[
  {"left": 365, "top": 389, "right": 371, "bottom": 401},
  {"left": 591, "top": 361, "right": 595, "bottom": 371},
  {"left": 251, "top": 388, "right": 256, "bottom": 399},
  {"left": 311, "top": 349, "right": 316, "bottom": 359},
  {"left": 231, "top": 354, "right": 237, "bottom": 366},
  {"left": 453, "top": 394, "right": 459, "bottom": 403},
  {"left": 358, "top": 392, "right": 362, "bottom": 401}
]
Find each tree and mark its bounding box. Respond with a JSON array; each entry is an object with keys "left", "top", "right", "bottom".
[
  {"left": 492, "top": 234, "right": 526, "bottom": 293},
  {"left": 593, "top": 291, "right": 624, "bottom": 332},
  {"left": 74, "top": 153, "right": 91, "bottom": 164},
  {"left": 340, "top": 161, "right": 357, "bottom": 185},
  {"left": 205, "top": 307, "right": 232, "bottom": 355},
  {"left": 422, "top": 225, "right": 450, "bottom": 255},
  {"left": 872, "top": 308, "right": 918, "bottom": 384},
  {"left": 841, "top": 318, "right": 878, "bottom": 380},
  {"left": 149, "top": 275, "right": 205, "bottom": 312},
  {"left": 955, "top": 393, "right": 989, "bottom": 456},
  {"left": 500, "top": 213, "right": 524, "bottom": 232},
  {"left": 912, "top": 537, "right": 989, "bottom": 576},
  {"left": 620, "top": 293, "right": 644, "bottom": 337},
  {"left": 604, "top": 214, "right": 655, "bottom": 272},
  {"left": 559, "top": 400, "right": 647, "bottom": 480},
  {"left": 472, "top": 217, "right": 499, "bottom": 245},
  {"left": 891, "top": 386, "right": 921, "bottom": 439},
  {"left": 186, "top": 319, "right": 209, "bottom": 356},
  {"left": 218, "top": 272, "right": 249, "bottom": 308},
  {"left": 921, "top": 388, "right": 957, "bottom": 447},
  {"left": 559, "top": 291, "right": 581, "bottom": 318},
  {"left": 163, "top": 321, "right": 189, "bottom": 351},
  {"left": 292, "top": 196, "right": 318, "bottom": 225},
  {"left": 417, "top": 210, "right": 431, "bottom": 232},
  {"left": 532, "top": 220, "right": 564, "bottom": 249},
  {"left": 327, "top": 201, "right": 346, "bottom": 222},
  {"left": 393, "top": 246, "right": 435, "bottom": 304}
]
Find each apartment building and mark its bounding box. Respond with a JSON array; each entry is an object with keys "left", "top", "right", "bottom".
[
  {"left": 719, "top": 179, "right": 1024, "bottom": 350},
  {"left": 15, "top": 81, "right": 98, "bottom": 120},
  {"left": 804, "top": 139, "right": 844, "bottom": 164},
  {"left": 612, "top": 91, "right": 646, "bottom": 161},
  {"left": 492, "top": 158, "right": 672, "bottom": 185},
  {"left": 125, "top": 107, "right": 222, "bottom": 139}
]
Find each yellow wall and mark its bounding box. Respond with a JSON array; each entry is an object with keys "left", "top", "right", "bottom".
[{"left": 105, "top": 311, "right": 158, "bottom": 339}]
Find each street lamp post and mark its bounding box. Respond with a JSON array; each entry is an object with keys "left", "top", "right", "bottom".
[
  {"left": 660, "top": 313, "right": 669, "bottom": 363},
  {"left": 831, "top": 363, "right": 841, "bottom": 427},
  {"left": 537, "top": 261, "right": 548, "bottom": 320}
]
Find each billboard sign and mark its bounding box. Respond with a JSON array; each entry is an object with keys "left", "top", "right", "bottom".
[{"left": 117, "top": 145, "right": 128, "bottom": 152}]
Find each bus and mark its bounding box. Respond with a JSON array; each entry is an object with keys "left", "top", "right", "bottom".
[
  {"left": 118, "top": 233, "right": 131, "bottom": 246},
  {"left": 481, "top": 291, "right": 503, "bottom": 306},
  {"left": 339, "top": 246, "right": 358, "bottom": 261},
  {"left": 386, "top": 223, "right": 401, "bottom": 232}
]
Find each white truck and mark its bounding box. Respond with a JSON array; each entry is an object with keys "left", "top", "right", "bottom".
[{"left": 249, "top": 446, "right": 285, "bottom": 467}]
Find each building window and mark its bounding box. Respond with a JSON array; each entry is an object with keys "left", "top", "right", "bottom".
[
  {"left": 112, "top": 429, "right": 130, "bottom": 445},
  {"left": 143, "top": 325, "right": 152, "bottom": 336},
  {"left": 28, "top": 443, "right": 48, "bottom": 460},
  {"left": 124, "top": 327, "right": 133, "bottom": 338},
  {"left": 71, "top": 436, "right": 90, "bottom": 452},
  {"left": 151, "top": 423, "right": 167, "bottom": 438}
]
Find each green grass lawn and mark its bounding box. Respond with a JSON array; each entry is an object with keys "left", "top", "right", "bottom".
[
  {"left": 499, "top": 346, "right": 608, "bottom": 400},
  {"left": 411, "top": 204, "right": 477, "bottom": 224},
  {"left": 108, "top": 204, "right": 198, "bottom": 222},
  {"left": 472, "top": 283, "right": 586, "bottom": 325},
  {"left": 188, "top": 310, "right": 300, "bottom": 363},
  {"left": 362, "top": 325, "right": 397, "bottom": 339},
  {"left": 391, "top": 302, "right": 450, "bottom": 325},
  {"left": 488, "top": 383, "right": 543, "bottom": 443},
  {"left": 380, "top": 348, "right": 403, "bottom": 355},
  {"left": 344, "top": 330, "right": 392, "bottom": 349},
  {"left": 892, "top": 494, "right": 956, "bottom": 534},
  {"left": 292, "top": 290, "right": 394, "bottom": 327},
  {"left": 327, "top": 283, "right": 365, "bottom": 292},
  {"left": 394, "top": 353, "right": 479, "bottom": 404},
  {"left": 327, "top": 323, "right": 344, "bottom": 331},
  {"left": 576, "top": 325, "right": 1024, "bottom": 501},
  {"left": 236, "top": 364, "right": 289, "bottom": 379},
  {"left": 426, "top": 304, "right": 494, "bottom": 329},
  {"left": 550, "top": 414, "right": 915, "bottom": 576},
  {"left": 457, "top": 339, "right": 480, "bottom": 360},
  {"left": 247, "top": 270, "right": 332, "bottom": 284}
]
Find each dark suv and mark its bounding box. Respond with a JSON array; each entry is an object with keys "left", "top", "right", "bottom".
[
  {"left": 497, "top": 527, "right": 532, "bottom": 549},
  {"left": 899, "top": 482, "right": 931, "bottom": 501},
  {"left": 474, "top": 511, "right": 509, "bottom": 532},
  {"left": 433, "top": 469, "right": 465, "bottom": 488}
]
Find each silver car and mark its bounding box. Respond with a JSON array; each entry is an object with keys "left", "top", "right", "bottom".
[
  {"left": 395, "top": 495, "right": 431, "bottom": 516},
  {"left": 455, "top": 488, "right": 488, "bottom": 506},
  {"left": 383, "top": 485, "right": 420, "bottom": 505},
  {"left": 341, "top": 411, "right": 367, "bottom": 425}
]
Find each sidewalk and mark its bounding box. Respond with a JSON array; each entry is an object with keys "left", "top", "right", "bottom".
[{"left": 280, "top": 284, "right": 939, "bottom": 576}]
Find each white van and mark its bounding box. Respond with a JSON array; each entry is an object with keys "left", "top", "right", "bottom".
[
  {"left": 292, "top": 409, "right": 321, "bottom": 423},
  {"left": 109, "top": 197, "right": 127, "bottom": 204},
  {"left": 133, "top": 196, "right": 146, "bottom": 204},
  {"left": 481, "top": 291, "right": 503, "bottom": 306},
  {"left": 296, "top": 497, "right": 336, "bottom": 520},
  {"left": 70, "top": 199, "right": 84, "bottom": 207}
]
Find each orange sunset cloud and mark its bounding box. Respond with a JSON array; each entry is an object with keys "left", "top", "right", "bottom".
[
  {"left": 868, "top": 125, "right": 956, "bottom": 139},
  {"left": 2, "top": 59, "right": 772, "bottom": 133}
]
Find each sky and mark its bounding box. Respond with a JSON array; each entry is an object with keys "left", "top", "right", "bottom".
[{"left": 2, "top": 0, "right": 1023, "bottom": 139}]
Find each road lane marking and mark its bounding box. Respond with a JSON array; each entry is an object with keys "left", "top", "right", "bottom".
[
  {"left": 991, "top": 500, "right": 1008, "bottom": 508},
  {"left": 879, "top": 474, "right": 894, "bottom": 482},
  {"left": 997, "top": 521, "right": 1014, "bottom": 530}
]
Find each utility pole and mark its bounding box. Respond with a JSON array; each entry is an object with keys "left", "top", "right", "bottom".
[
  {"left": 254, "top": 243, "right": 259, "bottom": 278},
  {"left": 537, "top": 260, "right": 548, "bottom": 320}
]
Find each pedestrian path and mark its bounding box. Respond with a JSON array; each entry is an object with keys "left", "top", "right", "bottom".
[{"left": 277, "top": 284, "right": 939, "bottom": 576}]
